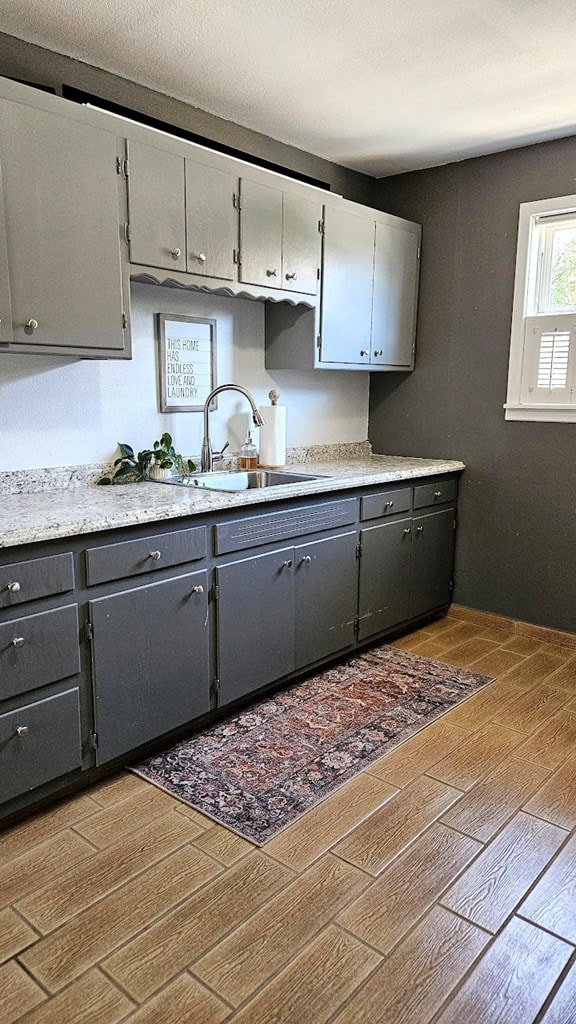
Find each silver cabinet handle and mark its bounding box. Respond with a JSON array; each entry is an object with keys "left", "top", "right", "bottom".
[
  {"left": 301, "top": 555, "right": 312, "bottom": 563},
  {"left": 373, "top": 349, "right": 383, "bottom": 357},
  {"left": 434, "top": 491, "right": 442, "bottom": 498},
  {"left": 7, "top": 581, "right": 21, "bottom": 593},
  {"left": 285, "top": 272, "right": 297, "bottom": 280},
  {"left": 360, "top": 349, "right": 369, "bottom": 356},
  {"left": 266, "top": 269, "right": 278, "bottom": 277},
  {"left": 282, "top": 559, "right": 293, "bottom": 568},
  {"left": 25, "top": 318, "right": 39, "bottom": 331},
  {"left": 12, "top": 637, "right": 25, "bottom": 649},
  {"left": 417, "top": 526, "right": 424, "bottom": 533},
  {"left": 194, "top": 252, "right": 207, "bottom": 262},
  {"left": 191, "top": 585, "right": 204, "bottom": 594},
  {"left": 403, "top": 528, "right": 411, "bottom": 535},
  {"left": 170, "top": 247, "right": 182, "bottom": 260},
  {"left": 385, "top": 501, "right": 394, "bottom": 509},
  {"left": 149, "top": 550, "right": 162, "bottom": 561},
  {"left": 16, "top": 725, "right": 28, "bottom": 737}
]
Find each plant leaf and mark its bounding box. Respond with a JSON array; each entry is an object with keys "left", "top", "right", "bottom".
[
  {"left": 118, "top": 443, "right": 134, "bottom": 459},
  {"left": 97, "top": 476, "right": 112, "bottom": 485}
]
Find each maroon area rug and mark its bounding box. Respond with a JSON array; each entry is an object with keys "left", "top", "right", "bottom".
[{"left": 131, "top": 645, "right": 493, "bottom": 844}]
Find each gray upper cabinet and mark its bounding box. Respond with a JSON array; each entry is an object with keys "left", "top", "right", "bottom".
[
  {"left": 239, "top": 178, "right": 283, "bottom": 288},
  {"left": 0, "top": 98, "right": 129, "bottom": 357},
  {"left": 0, "top": 158, "right": 13, "bottom": 346},
  {"left": 320, "top": 206, "right": 375, "bottom": 364},
  {"left": 126, "top": 140, "right": 186, "bottom": 272},
  {"left": 239, "top": 178, "right": 321, "bottom": 294},
  {"left": 281, "top": 192, "right": 322, "bottom": 295},
  {"left": 371, "top": 221, "right": 420, "bottom": 367},
  {"left": 186, "top": 160, "right": 237, "bottom": 280}
]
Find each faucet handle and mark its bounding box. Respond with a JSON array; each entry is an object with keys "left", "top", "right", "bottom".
[{"left": 211, "top": 441, "right": 230, "bottom": 466}]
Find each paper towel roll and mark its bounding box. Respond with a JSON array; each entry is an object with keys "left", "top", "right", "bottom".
[{"left": 259, "top": 404, "right": 287, "bottom": 467}]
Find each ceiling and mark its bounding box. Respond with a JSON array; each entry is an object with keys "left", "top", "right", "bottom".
[{"left": 1, "top": 0, "right": 575, "bottom": 177}]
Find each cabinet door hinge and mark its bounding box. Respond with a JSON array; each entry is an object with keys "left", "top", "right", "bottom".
[
  {"left": 316, "top": 334, "right": 322, "bottom": 350},
  {"left": 233, "top": 249, "right": 241, "bottom": 265},
  {"left": 89, "top": 731, "right": 98, "bottom": 750},
  {"left": 122, "top": 312, "right": 128, "bottom": 330},
  {"left": 212, "top": 584, "right": 220, "bottom": 602},
  {"left": 318, "top": 218, "right": 325, "bottom": 235},
  {"left": 417, "top": 245, "right": 421, "bottom": 259},
  {"left": 317, "top": 267, "right": 320, "bottom": 280},
  {"left": 449, "top": 579, "right": 454, "bottom": 593},
  {"left": 84, "top": 619, "right": 93, "bottom": 643},
  {"left": 124, "top": 222, "right": 131, "bottom": 244},
  {"left": 453, "top": 518, "right": 457, "bottom": 531},
  {"left": 353, "top": 615, "right": 360, "bottom": 635},
  {"left": 232, "top": 192, "right": 242, "bottom": 211},
  {"left": 210, "top": 677, "right": 220, "bottom": 701},
  {"left": 116, "top": 156, "right": 129, "bottom": 178},
  {"left": 356, "top": 541, "right": 362, "bottom": 559}
]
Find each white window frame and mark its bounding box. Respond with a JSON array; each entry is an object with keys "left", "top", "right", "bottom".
[{"left": 505, "top": 193, "right": 576, "bottom": 422}]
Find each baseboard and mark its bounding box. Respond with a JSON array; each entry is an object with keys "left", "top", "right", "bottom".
[{"left": 450, "top": 604, "right": 576, "bottom": 650}]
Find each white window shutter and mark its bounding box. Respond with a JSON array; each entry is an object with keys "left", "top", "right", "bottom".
[{"left": 520, "top": 315, "right": 576, "bottom": 405}]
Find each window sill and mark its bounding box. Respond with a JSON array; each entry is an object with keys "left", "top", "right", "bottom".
[{"left": 504, "top": 404, "right": 576, "bottom": 422}]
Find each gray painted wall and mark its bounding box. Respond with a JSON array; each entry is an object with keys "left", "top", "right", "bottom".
[
  {"left": 371, "top": 138, "right": 576, "bottom": 633},
  {"left": 0, "top": 33, "right": 376, "bottom": 205}
]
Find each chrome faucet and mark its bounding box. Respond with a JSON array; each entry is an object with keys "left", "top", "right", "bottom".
[{"left": 201, "top": 384, "right": 265, "bottom": 472}]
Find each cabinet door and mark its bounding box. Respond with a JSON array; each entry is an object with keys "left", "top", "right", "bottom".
[
  {"left": 371, "top": 221, "right": 420, "bottom": 367},
  {"left": 294, "top": 532, "right": 357, "bottom": 669},
  {"left": 282, "top": 193, "right": 322, "bottom": 295},
  {"left": 90, "top": 571, "right": 210, "bottom": 763},
  {"left": 186, "top": 161, "right": 236, "bottom": 280},
  {"left": 216, "top": 547, "right": 294, "bottom": 705},
  {"left": 358, "top": 518, "right": 411, "bottom": 640},
  {"left": 127, "top": 140, "right": 186, "bottom": 271},
  {"left": 409, "top": 509, "right": 455, "bottom": 619},
  {"left": 320, "top": 207, "right": 375, "bottom": 364},
  {"left": 0, "top": 100, "right": 126, "bottom": 354},
  {"left": 0, "top": 157, "right": 13, "bottom": 344},
  {"left": 239, "top": 178, "right": 283, "bottom": 288}
]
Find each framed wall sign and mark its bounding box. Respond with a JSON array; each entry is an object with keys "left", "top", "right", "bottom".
[{"left": 157, "top": 314, "right": 216, "bottom": 412}]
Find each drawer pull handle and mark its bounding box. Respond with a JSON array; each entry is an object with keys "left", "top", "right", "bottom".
[
  {"left": 149, "top": 550, "right": 162, "bottom": 561},
  {"left": 434, "top": 491, "right": 442, "bottom": 498},
  {"left": 360, "top": 349, "right": 369, "bottom": 357},
  {"left": 417, "top": 526, "right": 424, "bottom": 533},
  {"left": 282, "top": 559, "right": 293, "bottom": 568},
  {"left": 285, "top": 272, "right": 297, "bottom": 280},
  {"left": 191, "top": 585, "right": 204, "bottom": 594},
  {"left": 16, "top": 725, "right": 29, "bottom": 737},
  {"left": 403, "top": 528, "right": 411, "bottom": 535},
  {"left": 301, "top": 555, "right": 312, "bottom": 563},
  {"left": 373, "top": 349, "right": 383, "bottom": 357},
  {"left": 266, "top": 268, "right": 278, "bottom": 277},
  {"left": 12, "top": 637, "right": 25, "bottom": 649},
  {"left": 170, "top": 247, "right": 182, "bottom": 260},
  {"left": 385, "top": 501, "right": 394, "bottom": 509},
  {"left": 7, "top": 581, "right": 21, "bottom": 593}
]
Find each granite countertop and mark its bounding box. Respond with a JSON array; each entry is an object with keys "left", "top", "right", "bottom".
[{"left": 0, "top": 452, "right": 465, "bottom": 549}]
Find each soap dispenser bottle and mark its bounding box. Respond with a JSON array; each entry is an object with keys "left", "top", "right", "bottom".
[{"left": 239, "top": 430, "right": 258, "bottom": 470}]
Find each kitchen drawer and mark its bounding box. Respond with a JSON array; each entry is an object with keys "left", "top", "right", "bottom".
[
  {"left": 360, "top": 487, "right": 411, "bottom": 522},
  {"left": 0, "top": 552, "right": 74, "bottom": 609},
  {"left": 215, "top": 498, "right": 357, "bottom": 554},
  {"left": 85, "top": 526, "right": 207, "bottom": 585},
  {"left": 0, "top": 604, "right": 80, "bottom": 701},
  {"left": 413, "top": 478, "right": 457, "bottom": 509},
  {"left": 0, "top": 688, "right": 82, "bottom": 805}
]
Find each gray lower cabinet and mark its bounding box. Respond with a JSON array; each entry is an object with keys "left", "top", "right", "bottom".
[
  {"left": 1, "top": 688, "right": 82, "bottom": 805},
  {"left": 216, "top": 547, "right": 295, "bottom": 705},
  {"left": 294, "top": 532, "right": 357, "bottom": 669},
  {"left": 216, "top": 531, "right": 358, "bottom": 705},
  {"left": 89, "top": 570, "right": 210, "bottom": 763},
  {"left": 358, "top": 507, "right": 455, "bottom": 640},
  {"left": 0, "top": 98, "right": 129, "bottom": 357}
]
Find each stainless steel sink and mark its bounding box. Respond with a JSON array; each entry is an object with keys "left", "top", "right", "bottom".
[{"left": 156, "top": 469, "right": 327, "bottom": 492}]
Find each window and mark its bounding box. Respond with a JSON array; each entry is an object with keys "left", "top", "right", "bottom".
[{"left": 505, "top": 194, "right": 576, "bottom": 421}]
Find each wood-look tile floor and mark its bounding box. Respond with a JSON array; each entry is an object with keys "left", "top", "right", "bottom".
[{"left": 3, "top": 612, "right": 576, "bottom": 1023}]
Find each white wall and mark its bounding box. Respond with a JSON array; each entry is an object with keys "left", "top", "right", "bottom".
[{"left": 0, "top": 283, "right": 369, "bottom": 471}]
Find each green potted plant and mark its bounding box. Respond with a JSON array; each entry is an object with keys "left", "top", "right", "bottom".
[{"left": 98, "top": 433, "right": 196, "bottom": 484}]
